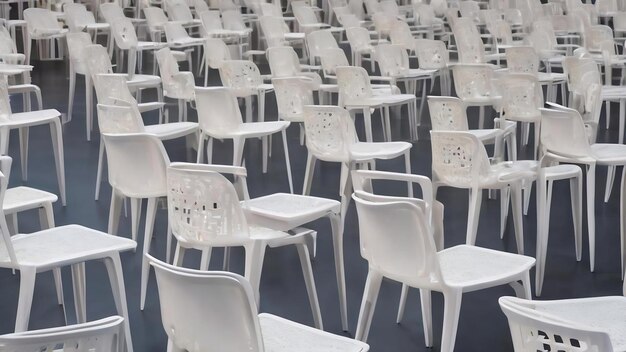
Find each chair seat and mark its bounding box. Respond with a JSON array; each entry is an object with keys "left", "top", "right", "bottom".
[
  {"left": 136, "top": 41, "right": 166, "bottom": 51},
  {"left": 0, "top": 225, "right": 136, "bottom": 269},
  {"left": 531, "top": 296, "right": 626, "bottom": 351},
  {"left": 437, "top": 244, "right": 535, "bottom": 291},
  {"left": 145, "top": 122, "right": 198, "bottom": 140},
  {"left": 259, "top": 313, "right": 369, "bottom": 352},
  {"left": 170, "top": 37, "right": 205, "bottom": 47},
  {"left": 0, "top": 63, "right": 32, "bottom": 76},
  {"left": 4, "top": 186, "right": 57, "bottom": 214},
  {"left": 127, "top": 74, "right": 161, "bottom": 89},
  {"left": 469, "top": 128, "right": 501, "bottom": 142},
  {"left": 350, "top": 141, "right": 412, "bottom": 161},
  {"left": 285, "top": 32, "right": 305, "bottom": 40},
  {"left": 394, "top": 68, "right": 437, "bottom": 79},
  {"left": 5, "top": 109, "right": 60, "bottom": 127},
  {"left": 538, "top": 72, "right": 566, "bottom": 84},
  {"left": 84, "top": 23, "right": 110, "bottom": 30},
  {"left": 209, "top": 121, "right": 289, "bottom": 139},
  {"left": 484, "top": 160, "right": 537, "bottom": 186},
  {"left": 601, "top": 86, "right": 626, "bottom": 100},
  {"left": 242, "top": 193, "right": 340, "bottom": 230},
  {"left": 591, "top": 143, "right": 626, "bottom": 165}
]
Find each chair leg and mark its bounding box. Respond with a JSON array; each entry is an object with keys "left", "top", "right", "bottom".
[
  {"left": 95, "top": 141, "right": 105, "bottom": 201},
  {"left": 587, "top": 164, "right": 597, "bottom": 272},
  {"left": 281, "top": 129, "right": 294, "bottom": 194},
  {"left": 233, "top": 138, "right": 245, "bottom": 167},
  {"left": 302, "top": 153, "right": 316, "bottom": 195},
  {"left": 140, "top": 197, "right": 158, "bottom": 311},
  {"left": 396, "top": 284, "right": 408, "bottom": 323},
  {"left": 196, "top": 132, "right": 205, "bottom": 163},
  {"left": 440, "top": 289, "right": 463, "bottom": 352},
  {"left": 500, "top": 187, "right": 509, "bottom": 239},
  {"left": 243, "top": 241, "right": 266, "bottom": 307},
  {"left": 18, "top": 127, "right": 28, "bottom": 181},
  {"left": 296, "top": 241, "right": 323, "bottom": 330},
  {"left": 85, "top": 77, "right": 93, "bottom": 141},
  {"left": 404, "top": 151, "right": 413, "bottom": 197},
  {"left": 14, "top": 266, "right": 36, "bottom": 332},
  {"left": 166, "top": 223, "right": 173, "bottom": 264},
  {"left": 605, "top": 166, "right": 616, "bottom": 203},
  {"left": 420, "top": 289, "right": 433, "bottom": 347},
  {"left": 329, "top": 212, "right": 348, "bottom": 331},
  {"left": 68, "top": 70, "right": 75, "bottom": 123},
  {"left": 536, "top": 175, "right": 548, "bottom": 296},
  {"left": 571, "top": 174, "right": 583, "bottom": 262},
  {"left": 103, "top": 254, "right": 133, "bottom": 352},
  {"left": 50, "top": 120, "right": 66, "bottom": 206},
  {"left": 262, "top": 135, "right": 268, "bottom": 173},
  {"left": 71, "top": 263, "right": 87, "bottom": 323},
  {"left": 130, "top": 198, "right": 141, "bottom": 243},
  {"left": 511, "top": 182, "right": 525, "bottom": 255},
  {"left": 363, "top": 108, "right": 373, "bottom": 142},
  {"left": 466, "top": 188, "right": 483, "bottom": 246},
  {"left": 199, "top": 248, "right": 213, "bottom": 270},
  {"left": 621, "top": 169, "right": 626, "bottom": 278},
  {"left": 108, "top": 190, "right": 123, "bottom": 236},
  {"left": 355, "top": 270, "right": 383, "bottom": 342}
]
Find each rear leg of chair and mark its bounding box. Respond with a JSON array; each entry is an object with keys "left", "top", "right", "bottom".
[
  {"left": 50, "top": 120, "right": 66, "bottom": 205},
  {"left": 103, "top": 254, "right": 133, "bottom": 352},
  {"left": 571, "top": 174, "right": 583, "bottom": 262},
  {"left": 140, "top": 197, "right": 158, "bottom": 311},
  {"left": 511, "top": 182, "right": 525, "bottom": 254},
  {"left": 466, "top": 188, "right": 482, "bottom": 246},
  {"left": 108, "top": 191, "right": 123, "bottom": 236},
  {"left": 296, "top": 240, "right": 323, "bottom": 330},
  {"left": 329, "top": 212, "right": 348, "bottom": 331},
  {"left": 419, "top": 288, "right": 433, "bottom": 347},
  {"left": 95, "top": 141, "right": 105, "bottom": 201},
  {"left": 621, "top": 170, "right": 626, "bottom": 277},
  {"left": 14, "top": 266, "right": 36, "bottom": 332},
  {"left": 68, "top": 69, "right": 76, "bottom": 123},
  {"left": 130, "top": 198, "right": 141, "bottom": 243},
  {"left": 71, "top": 263, "right": 87, "bottom": 323},
  {"left": 18, "top": 127, "right": 28, "bottom": 181},
  {"left": 396, "top": 284, "right": 408, "bottom": 323},
  {"left": 355, "top": 270, "right": 383, "bottom": 342},
  {"left": 605, "top": 166, "right": 616, "bottom": 203},
  {"left": 302, "top": 153, "right": 316, "bottom": 195},
  {"left": 440, "top": 289, "right": 462, "bottom": 352},
  {"left": 587, "top": 164, "right": 597, "bottom": 272},
  {"left": 281, "top": 129, "right": 294, "bottom": 193}
]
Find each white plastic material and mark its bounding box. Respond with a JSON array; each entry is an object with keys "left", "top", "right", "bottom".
[
  {"left": 164, "top": 164, "right": 322, "bottom": 328},
  {"left": 66, "top": 32, "right": 93, "bottom": 127},
  {"left": 218, "top": 59, "right": 272, "bottom": 124},
  {"left": 149, "top": 256, "right": 369, "bottom": 351},
  {"left": 452, "top": 64, "right": 502, "bottom": 129},
  {"left": 499, "top": 296, "right": 624, "bottom": 352},
  {"left": 0, "top": 316, "right": 126, "bottom": 352},
  {"left": 306, "top": 29, "right": 339, "bottom": 65},
  {"left": 414, "top": 39, "right": 451, "bottom": 95},
  {"left": 23, "top": 8, "right": 67, "bottom": 64},
  {"left": 194, "top": 87, "right": 293, "bottom": 192},
  {"left": 352, "top": 189, "right": 534, "bottom": 352},
  {"left": 430, "top": 130, "right": 537, "bottom": 254},
  {"left": 155, "top": 47, "right": 195, "bottom": 123},
  {"left": 345, "top": 27, "right": 376, "bottom": 69}
]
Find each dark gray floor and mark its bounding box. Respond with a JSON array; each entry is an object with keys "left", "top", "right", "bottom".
[{"left": 0, "top": 50, "right": 623, "bottom": 352}]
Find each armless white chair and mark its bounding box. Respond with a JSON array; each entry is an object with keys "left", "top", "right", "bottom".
[
  {"left": 149, "top": 255, "right": 369, "bottom": 351},
  {"left": 155, "top": 47, "right": 195, "bottom": 123},
  {"left": 218, "top": 59, "right": 273, "bottom": 124},
  {"left": 23, "top": 8, "right": 67, "bottom": 64},
  {"left": 352, "top": 190, "right": 534, "bottom": 352}
]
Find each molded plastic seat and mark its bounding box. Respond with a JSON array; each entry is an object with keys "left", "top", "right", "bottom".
[{"left": 452, "top": 64, "right": 503, "bottom": 129}]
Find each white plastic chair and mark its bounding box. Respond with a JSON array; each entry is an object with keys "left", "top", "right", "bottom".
[
  {"left": 352, "top": 189, "right": 534, "bottom": 352},
  {"left": 414, "top": 39, "right": 451, "bottom": 95},
  {"left": 0, "top": 316, "right": 126, "bottom": 352},
  {"left": 66, "top": 32, "right": 95, "bottom": 132},
  {"left": 0, "top": 165, "right": 136, "bottom": 351},
  {"left": 164, "top": 164, "right": 322, "bottom": 328},
  {"left": 155, "top": 47, "right": 195, "bottom": 123},
  {"left": 0, "top": 75, "right": 66, "bottom": 206},
  {"left": 272, "top": 76, "right": 315, "bottom": 149},
  {"left": 302, "top": 105, "right": 412, "bottom": 225},
  {"left": 499, "top": 296, "right": 626, "bottom": 352},
  {"left": 110, "top": 17, "right": 165, "bottom": 76},
  {"left": 143, "top": 6, "right": 169, "bottom": 42},
  {"left": 430, "top": 130, "right": 537, "bottom": 254},
  {"left": 164, "top": 21, "right": 205, "bottom": 73},
  {"left": 164, "top": 0, "right": 203, "bottom": 28},
  {"left": 23, "top": 8, "right": 67, "bottom": 64},
  {"left": 336, "top": 65, "right": 417, "bottom": 142},
  {"left": 259, "top": 15, "right": 305, "bottom": 51},
  {"left": 452, "top": 63, "right": 502, "bottom": 129},
  {"left": 194, "top": 87, "right": 293, "bottom": 192},
  {"left": 345, "top": 26, "right": 378, "bottom": 70},
  {"left": 64, "top": 3, "right": 111, "bottom": 46},
  {"left": 218, "top": 59, "right": 273, "bottom": 124},
  {"left": 306, "top": 29, "right": 339, "bottom": 65},
  {"left": 149, "top": 255, "right": 369, "bottom": 351}
]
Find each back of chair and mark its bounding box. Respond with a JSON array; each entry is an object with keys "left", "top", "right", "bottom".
[
  {"left": 389, "top": 21, "right": 414, "bottom": 50},
  {"left": 454, "top": 20, "right": 486, "bottom": 63},
  {"left": 427, "top": 96, "right": 469, "bottom": 131},
  {"left": 614, "top": 12, "right": 626, "bottom": 32},
  {"left": 194, "top": 87, "right": 242, "bottom": 134},
  {"left": 111, "top": 17, "right": 138, "bottom": 50},
  {"left": 375, "top": 44, "right": 409, "bottom": 77},
  {"left": 96, "top": 101, "right": 145, "bottom": 134},
  {"left": 452, "top": 64, "right": 498, "bottom": 100},
  {"left": 219, "top": 60, "right": 263, "bottom": 96},
  {"left": 499, "top": 297, "right": 614, "bottom": 352},
  {"left": 93, "top": 73, "right": 137, "bottom": 106},
  {"left": 200, "top": 10, "right": 224, "bottom": 33},
  {"left": 100, "top": 3, "right": 126, "bottom": 24},
  {"left": 303, "top": 105, "right": 355, "bottom": 162},
  {"left": 143, "top": 7, "right": 169, "bottom": 32},
  {"left": 102, "top": 133, "right": 169, "bottom": 198},
  {"left": 222, "top": 10, "right": 247, "bottom": 31},
  {"left": 0, "top": 26, "right": 16, "bottom": 56},
  {"left": 24, "top": 8, "right": 61, "bottom": 38},
  {"left": 194, "top": 0, "right": 210, "bottom": 15},
  {"left": 260, "top": 16, "right": 287, "bottom": 47},
  {"left": 430, "top": 130, "right": 491, "bottom": 189},
  {"left": 540, "top": 106, "right": 593, "bottom": 159},
  {"left": 307, "top": 30, "right": 339, "bottom": 62},
  {"left": 165, "top": 21, "right": 191, "bottom": 42},
  {"left": 267, "top": 46, "right": 300, "bottom": 78},
  {"left": 336, "top": 66, "right": 374, "bottom": 105},
  {"left": 204, "top": 38, "right": 231, "bottom": 69},
  {"left": 320, "top": 47, "right": 349, "bottom": 78},
  {"left": 167, "top": 164, "right": 250, "bottom": 247},
  {"left": 506, "top": 46, "right": 539, "bottom": 74},
  {"left": 165, "top": 0, "right": 195, "bottom": 22},
  {"left": 352, "top": 191, "right": 443, "bottom": 288},
  {"left": 273, "top": 77, "right": 314, "bottom": 122},
  {"left": 499, "top": 73, "right": 543, "bottom": 121},
  {"left": 596, "top": 0, "right": 618, "bottom": 14},
  {"left": 85, "top": 44, "right": 115, "bottom": 80},
  {"left": 65, "top": 3, "right": 95, "bottom": 32},
  {"left": 0, "top": 316, "right": 125, "bottom": 352},
  {"left": 345, "top": 26, "right": 372, "bottom": 53},
  {"left": 293, "top": 5, "right": 319, "bottom": 25},
  {"left": 67, "top": 32, "right": 93, "bottom": 75},
  {"left": 149, "top": 256, "right": 264, "bottom": 352},
  {"left": 0, "top": 74, "right": 12, "bottom": 121},
  {"left": 414, "top": 39, "right": 448, "bottom": 70}
]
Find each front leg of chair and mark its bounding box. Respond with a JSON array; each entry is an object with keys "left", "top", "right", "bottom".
[
  {"left": 108, "top": 190, "right": 123, "bottom": 236},
  {"left": 355, "top": 270, "right": 383, "bottom": 342},
  {"left": 396, "top": 284, "right": 408, "bottom": 323},
  {"left": 302, "top": 153, "right": 316, "bottom": 195},
  {"left": 196, "top": 132, "right": 206, "bottom": 163},
  {"left": 85, "top": 77, "right": 93, "bottom": 141},
  {"left": 295, "top": 240, "right": 323, "bottom": 330},
  {"left": 440, "top": 289, "right": 462, "bottom": 352},
  {"left": 68, "top": 68, "right": 76, "bottom": 123},
  {"left": 466, "top": 187, "right": 483, "bottom": 246},
  {"left": 245, "top": 96, "right": 253, "bottom": 123},
  {"left": 281, "top": 129, "right": 294, "bottom": 193},
  {"left": 419, "top": 79, "right": 427, "bottom": 121},
  {"left": 570, "top": 174, "right": 583, "bottom": 262},
  {"left": 363, "top": 107, "right": 373, "bottom": 142},
  {"left": 262, "top": 135, "right": 268, "bottom": 173},
  {"left": 0, "top": 126, "right": 9, "bottom": 155},
  {"left": 536, "top": 175, "right": 548, "bottom": 296},
  {"left": 383, "top": 106, "right": 392, "bottom": 142},
  {"left": 328, "top": 212, "right": 348, "bottom": 331},
  {"left": 605, "top": 165, "right": 616, "bottom": 203},
  {"left": 71, "top": 262, "right": 87, "bottom": 323},
  {"left": 130, "top": 198, "right": 141, "bottom": 243},
  {"left": 14, "top": 266, "right": 36, "bottom": 332},
  {"left": 95, "top": 141, "right": 105, "bottom": 201},
  {"left": 587, "top": 163, "right": 597, "bottom": 272},
  {"left": 49, "top": 120, "right": 66, "bottom": 206},
  {"left": 404, "top": 151, "right": 413, "bottom": 197},
  {"left": 511, "top": 182, "right": 525, "bottom": 255},
  {"left": 233, "top": 137, "right": 245, "bottom": 167},
  {"left": 167, "top": 339, "right": 184, "bottom": 352},
  {"left": 18, "top": 127, "right": 28, "bottom": 181},
  {"left": 621, "top": 170, "right": 626, "bottom": 277},
  {"left": 244, "top": 240, "right": 267, "bottom": 307},
  {"left": 103, "top": 254, "right": 133, "bottom": 352},
  {"left": 140, "top": 197, "right": 158, "bottom": 311}
]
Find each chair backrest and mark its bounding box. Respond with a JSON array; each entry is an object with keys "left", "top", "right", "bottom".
[
  {"left": 100, "top": 3, "right": 126, "bottom": 24},
  {"left": 194, "top": 87, "right": 242, "bottom": 134},
  {"left": 222, "top": 10, "right": 247, "bottom": 31},
  {"left": 165, "top": 21, "right": 192, "bottom": 43},
  {"left": 156, "top": 47, "right": 195, "bottom": 99},
  {"left": 319, "top": 47, "right": 349, "bottom": 78},
  {"left": 293, "top": 5, "right": 319, "bottom": 25},
  {"left": 379, "top": 0, "right": 399, "bottom": 17},
  {"left": 165, "top": 0, "right": 195, "bottom": 22},
  {"left": 93, "top": 73, "right": 139, "bottom": 106},
  {"left": 23, "top": 8, "right": 62, "bottom": 37},
  {"left": 143, "top": 7, "right": 169, "bottom": 33},
  {"left": 273, "top": 77, "right": 314, "bottom": 122},
  {"left": 204, "top": 38, "right": 231, "bottom": 69},
  {"left": 194, "top": 0, "right": 210, "bottom": 15},
  {"left": 102, "top": 133, "right": 169, "bottom": 198},
  {"left": 499, "top": 297, "right": 614, "bottom": 352},
  {"left": 596, "top": 0, "right": 618, "bottom": 14},
  {"left": 0, "top": 26, "right": 17, "bottom": 56},
  {"left": 614, "top": 12, "right": 626, "bottom": 31},
  {"left": 389, "top": 21, "right": 415, "bottom": 51},
  {"left": 66, "top": 32, "right": 93, "bottom": 75},
  {"left": 499, "top": 73, "right": 543, "bottom": 121},
  {"left": 167, "top": 164, "right": 250, "bottom": 247},
  {"left": 506, "top": 46, "right": 539, "bottom": 74},
  {"left": 352, "top": 190, "right": 443, "bottom": 288},
  {"left": 452, "top": 64, "right": 498, "bottom": 101},
  {"left": 149, "top": 256, "right": 264, "bottom": 352},
  {"left": 85, "top": 44, "right": 115, "bottom": 80},
  {"left": 64, "top": 3, "right": 96, "bottom": 32},
  {"left": 307, "top": 30, "right": 339, "bottom": 62},
  {"left": 336, "top": 65, "right": 374, "bottom": 105},
  {"left": 0, "top": 316, "right": 125, "bottom": 352},
  {"left": 453, "top": 18, "right": 486, "bottom": 63},
  {"left": 96, "top": 101, "right": 145, "bottom": 135},
  {"left": 375, "top": 43, "right": 410, "bottom": 77},
  {"left": 415, "top": 4, "right": 438, "bottom": 26},
  {"left": 346, "top": 26, "right": 373, "bottom": 54},
  {"left": 427, "top": 95, "right": 469, "bottom": 131},
  {"left": 303, "top": 105, "right": 356, "bottom": 162},
  {"left": 459, "top": 0, "right": 480, "bottom": 20},
  {"left": 259, "top": 16, "right": 288, "bottom": 47},
  {"left": 414, "top": 39, "right": 449, "bottom": 70},
  {"left": 372, "top": 12, "right": 397, "bottom": 36},
  {"left": 111, "top": 17, "right": 138, "bottom": 50},
  {"left": 0, "top": 74, "right": 12, "bottom": 121},
  {"left": 540, "top": 106, "right": 593, "bottom": 159},
  {"left": 218, "top": 60, "right": 263, "bottom": 97},
  {"left": 430, "top": 130, "right": 492, "bottom": 188},
  {"left": 200, "top": 9, "right": 224, "bottom": 33},
  {"left": 267, "top": 46, "right": 300, "bottom": 78}
]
